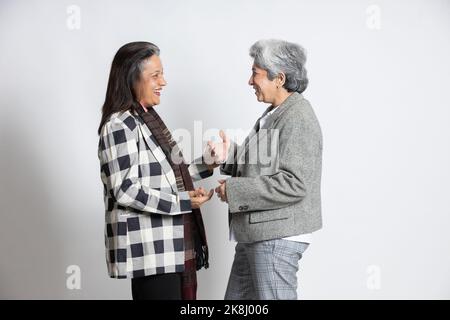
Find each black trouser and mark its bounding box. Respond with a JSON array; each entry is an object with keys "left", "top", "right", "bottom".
[{"left": 131, "top": 272, "right": 182, "bottom": 300}]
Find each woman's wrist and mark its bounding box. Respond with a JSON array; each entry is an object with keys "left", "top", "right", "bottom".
[{"left": 207, "top": 163, "right": 219, "bottom": 172}]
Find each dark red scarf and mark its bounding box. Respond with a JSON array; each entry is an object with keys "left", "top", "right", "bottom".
[{"left": 135, "top": 105, "right": 209, "bottom": 300}]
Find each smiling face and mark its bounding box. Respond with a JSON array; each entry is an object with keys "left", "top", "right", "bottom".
[
  {"left": 135, "top": 54, "right": 167, "bottom": 107},
  {"left": 248, "top": 63, "right": 279, "bottom": 105}
]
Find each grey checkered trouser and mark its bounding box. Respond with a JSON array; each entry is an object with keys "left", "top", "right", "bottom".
[{"left": 224, "top": 239, "right": 309, "bottom": 300}]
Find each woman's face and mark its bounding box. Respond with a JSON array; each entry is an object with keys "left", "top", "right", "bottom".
[
  {"left": 136, "top": 55, "right": 167, "bottom": 107},
  {"left": 248, "top": 63, "right": 278, "bottom": 105}
]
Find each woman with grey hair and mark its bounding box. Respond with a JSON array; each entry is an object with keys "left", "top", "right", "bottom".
[{"left": 212, "top": 39, "right": 323, "bottom": 300}]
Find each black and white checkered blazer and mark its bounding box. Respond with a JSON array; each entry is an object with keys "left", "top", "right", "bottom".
[{"left": 98, "top": 110, "right": 212, "bottom": 279}]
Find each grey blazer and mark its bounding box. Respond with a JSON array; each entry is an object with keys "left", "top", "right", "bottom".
[{"left": 221, "top": 92, "right": 323, "bottom": 242}]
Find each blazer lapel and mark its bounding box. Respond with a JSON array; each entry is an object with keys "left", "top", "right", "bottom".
[
  {"left": 137, "top": 121, "right": 177, "bottom": 192},
  {"left": 238, "top": 93, "right": 302, "bottom": 162},
  {"left": 235, "top": 106, "right": 273, "bottom": 162}
]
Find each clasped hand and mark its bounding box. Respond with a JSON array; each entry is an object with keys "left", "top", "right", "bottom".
[
  {"left": 203, "top": 130, "right": 230, "bottom": 169},
  {"left": 191, "top": 130, "right": 230, "bottom": 208},
  {"left": 205, "top": 131, "right": 229, "bottom": 203},
  {"left": 189, "top": 187, "right": 213, "bottom": 209}
]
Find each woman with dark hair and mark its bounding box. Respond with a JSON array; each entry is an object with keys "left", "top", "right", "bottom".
[{"left": 98, "top": 42, "right": 214, "bottom": 300}]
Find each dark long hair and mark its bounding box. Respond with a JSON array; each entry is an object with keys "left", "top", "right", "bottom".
[{"left": 97, "top": 41, "right": 160, "bottom": 135}]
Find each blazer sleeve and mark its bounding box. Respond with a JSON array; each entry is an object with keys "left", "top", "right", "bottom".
[
  {"left": 225, "top": 116, "right": 316, "bottom": 213},
  {"left": 188, "top": 157, "right": 213, "bottom": 181},
  {"left": 99, "top": 119, "right": 191, "bottom": 215}
]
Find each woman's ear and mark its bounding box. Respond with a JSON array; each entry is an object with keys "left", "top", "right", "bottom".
[{"left": 277, "top": 72, "right": 286, "bottom": 87}]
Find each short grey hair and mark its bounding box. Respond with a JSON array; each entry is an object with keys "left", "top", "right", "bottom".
[{"left": 249, "top": 39, "right": 308, "bottom": 94}]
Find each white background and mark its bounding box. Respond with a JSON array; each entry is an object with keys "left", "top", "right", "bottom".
[{"left": 1, "top": 0, "right": 449, "bottom": 299}]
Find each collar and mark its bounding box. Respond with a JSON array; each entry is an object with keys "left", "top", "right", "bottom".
[{"left": 259, "top": 92, "right": 303, "bottom": 128}]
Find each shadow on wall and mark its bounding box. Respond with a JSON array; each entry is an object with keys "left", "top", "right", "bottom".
[{"left": 0, "top": 101, "right": 66, "bottom": 299}]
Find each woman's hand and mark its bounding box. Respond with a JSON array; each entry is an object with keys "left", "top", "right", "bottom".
[
  {"left": 189, "top": 187, "right": 214, "bottom": 209},
  {"left": 214, "top": 179, "right": 228, "bottom": 203},
  {"left": 204, "top": 130, "right": 231, "bottom": 170}
]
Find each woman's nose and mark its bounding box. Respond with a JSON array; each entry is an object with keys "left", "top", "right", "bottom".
[{"left": 248, "top": 76, "right": 253, "bottom": 86}]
